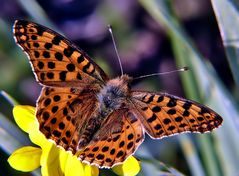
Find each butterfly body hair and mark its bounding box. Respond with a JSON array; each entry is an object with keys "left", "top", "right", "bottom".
[
  {"left": 78, "top": 75, "right": 132, "bottom": 147},
  {"left": 97, "top": 75, "right": 132, "bottom": 110}
]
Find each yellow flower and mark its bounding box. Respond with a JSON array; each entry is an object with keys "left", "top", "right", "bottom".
[{"left": 8, "top": 105, "right": 140, "bottom": 176}]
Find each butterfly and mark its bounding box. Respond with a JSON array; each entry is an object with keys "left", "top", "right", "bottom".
[{"left": 13, "top": 20, "right": 223, "bottom": 168}]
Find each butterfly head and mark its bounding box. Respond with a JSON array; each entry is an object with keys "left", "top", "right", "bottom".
[{"left": 98, "top": 74, "right": 132, "bottom": 110}]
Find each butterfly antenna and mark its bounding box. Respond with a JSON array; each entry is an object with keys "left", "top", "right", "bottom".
[
  {"left": 108, "top": 25, "right": 124, "bottom": 76},
  {"left": 133, "top": 66, "right": 189, "bottom": 80}
]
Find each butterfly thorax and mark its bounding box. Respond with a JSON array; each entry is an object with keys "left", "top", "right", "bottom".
[{"left": 97, "top": 74, "right": 132, "bottom": 114}]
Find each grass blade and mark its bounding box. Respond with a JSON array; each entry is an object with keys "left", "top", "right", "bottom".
[{"left": 211, "top": 0, "right": 239, "bottom": 86}]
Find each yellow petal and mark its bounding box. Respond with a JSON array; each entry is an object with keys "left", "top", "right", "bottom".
[
  {"left": 13, "top": 105, "right": 37, "bottom": 133},
  {"left": 59, "top": 148, "right": 69, "bottom": 172},
  {"left": 40, "top": 141, "right": 59, "bottom": 166},
  {"left": 41, "top": 143, "right": 86, "bottom": 176},
  {"left": 40, "top": 143, "right": 64, "bottom": 176},
  {"left": 29, "top": 126, "right": 48, "bottom": 147},
  {"left": 84, "top": 164, "right": 99, "bottom": 176},
  {"left": 41, "top": 160, "right": 63, "bottom": 176},
  {"left": 64, "top": 154, "right": 85, "bottom": 176},
  {"left": 112, "top": 156, "right": 141, "bottom": 176},
  {"left": 8, "top": 146, "right": 41, "bottom": 172}
]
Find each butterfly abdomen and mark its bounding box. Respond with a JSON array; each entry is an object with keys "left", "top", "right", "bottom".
[{"left": 78, "top": 117, "right": 101, "bottom": 148}]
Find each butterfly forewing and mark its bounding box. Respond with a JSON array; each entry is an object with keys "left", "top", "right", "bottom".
[
  {"left": 131, "top": 91, "right": 223, "bottom": 139},
  {"left": 78, "top": 110, "right": 144, "bottom": 168},
  {"left": 13, "top": 20, "right": 108, "bottom": 87}
]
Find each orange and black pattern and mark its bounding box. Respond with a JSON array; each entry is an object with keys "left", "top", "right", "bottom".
[{"left": 13, "top": 20, "right": 223, "bottom": 168}]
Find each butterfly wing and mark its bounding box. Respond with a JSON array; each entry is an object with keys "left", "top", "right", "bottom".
[
  {"left": 37, "top": 86, "right": 99, "bottom": 154},
  {"left": 13, "top": 20, "right": 109, "bottom": 154},
  {"left": 131, "top": 91, "right": 223, "bottom": 139},
  {"left": 78, "top": 110, "right": 144, "bottom": 168},
  {"left": 13, "top": 20, "right": 108, "bottom": 87}
]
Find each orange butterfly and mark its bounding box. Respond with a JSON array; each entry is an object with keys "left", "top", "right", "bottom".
[{"left": 13, "top": 20, "right": 223, "bottom": 168}]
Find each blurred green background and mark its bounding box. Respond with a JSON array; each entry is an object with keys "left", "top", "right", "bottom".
[{"left": 1, "top": 0, "right": 239, "bottom": 175}]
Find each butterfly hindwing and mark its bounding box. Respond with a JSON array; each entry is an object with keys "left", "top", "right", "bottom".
[
  {"left": 78, "top": 110, "right": 144, "bottom": 168},
  {"left": 37, "top": 86, "right": 99, "bottom": 154},
  {"left": 13, "top": 20, "right": 108, "bottom": 87},
  {"left": 131, "top": 91, "right": 223, "bottom": 139}
]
